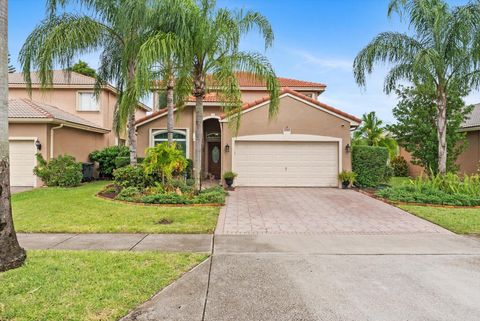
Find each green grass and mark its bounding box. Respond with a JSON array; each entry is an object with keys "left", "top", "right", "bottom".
[
  {"left": 0, "top": 250, "right": 207, "bottom": 321},
  {"left": 12, "top": 181, "right": 220, "bottom": 233},
  {"left": 400, "top": 205, "right": 480, "bottom": 234},
  {"left": 389, "top": 176, "right": 412, "bottom": 188}
]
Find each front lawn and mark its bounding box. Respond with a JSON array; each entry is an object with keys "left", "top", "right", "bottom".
[
  {"left": 399, "top": 205, "right": 480, "bottom": 234},
  {"left": 12, "top": 181, "right": 220, "bottom": 233},
  {"left": 0, "top": 250, "right": 207, "bottom": 321}
]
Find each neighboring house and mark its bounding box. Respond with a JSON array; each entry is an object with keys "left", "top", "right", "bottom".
[
  {"left": 8, "top": 71, "right": 149, "bottom": 187},
  {"left": 136, "top": 73, "right": 361, "bottom": 187},
  {"left": 402, "top": 103, "right": 480, "bottom": 176}
]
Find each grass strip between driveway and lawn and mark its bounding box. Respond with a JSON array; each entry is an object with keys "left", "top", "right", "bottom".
[
  {"left": 399, "top": 205, "right": 480, "bottom": 235},
  {"left": 12, "top": 181, "right": 220, "bottom": 234},
  {"left": 0, "top": 250, "right": 208, "bottom": 321}
]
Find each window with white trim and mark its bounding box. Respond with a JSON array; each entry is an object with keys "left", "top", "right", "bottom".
[
  {"left": 152, "top": 130, "right": 187, "bottom": 156},
  {"left": 78, "top": 92, "right": 99, "bottom": 111}
]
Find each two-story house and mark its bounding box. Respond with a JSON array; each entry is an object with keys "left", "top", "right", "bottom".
[
  {"left": 135, "top": 72, "right": 361, "bottom": 187},
  {"left": 8, "top": 70, "right": 149, "bottom": 187}
]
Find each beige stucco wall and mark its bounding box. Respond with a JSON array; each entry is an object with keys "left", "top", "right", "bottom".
[
  {"left": 220, "top": 95, "right": 352, "bottom": 175},
  {"left": 240, "top": 90, "right": 319, "bottom": 104},
  {"left": 52, "top": 126, "right": 106, "bottom": 162},
  {"left": 399, "top": 147, "right": 424, "bottom": 177}
]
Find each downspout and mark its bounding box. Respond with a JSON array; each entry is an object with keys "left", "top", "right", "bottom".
[{"left": 50, "top": 124, "right": 64, "bottom": 158}]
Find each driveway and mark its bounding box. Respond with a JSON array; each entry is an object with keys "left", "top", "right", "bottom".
[
  {"left": 216, "top": 187, "right": 448, "bottom": 235},
  {"left": 123, "top": 188, "right": 480, "bottom": 321}
]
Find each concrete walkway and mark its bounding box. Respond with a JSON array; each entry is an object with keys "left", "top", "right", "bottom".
[{"left": 17, "top": 233, "right": 212, "bottom": 252}]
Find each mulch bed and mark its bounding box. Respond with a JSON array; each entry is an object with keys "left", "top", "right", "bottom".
[{"left": 355, "top": 188, "right": 480, "bottom": 209}]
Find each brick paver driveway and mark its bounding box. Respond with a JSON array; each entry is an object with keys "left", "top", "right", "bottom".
[{"left": 216, "top": 188, "right": 449, "bottom": 235}]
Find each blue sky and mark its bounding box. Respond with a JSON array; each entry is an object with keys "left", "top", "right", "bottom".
[{"left": 8, "top": 0, "right": 479, "bottom": 123}]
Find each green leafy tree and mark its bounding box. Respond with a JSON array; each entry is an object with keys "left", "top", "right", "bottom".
[
  {"left": 0, "top": 0, "right": 26, "bottom": 271},
  {"left": 353, "top": 0, "right": 480, "bottom": 174},
  {"left": 353, "top": 111, "right": 398, "bottom": 159},
  {"left": 388, "top": 86, "right": 472, "bottom": 174},
  {"left": 67, "top": 60, "right": 96, "bottom": 78},
  {"left": 136, "top": 0, "right": 280, "bottom": 191},
  {"left": 19, "top": 0, "right": 179, "bottom": 165}
]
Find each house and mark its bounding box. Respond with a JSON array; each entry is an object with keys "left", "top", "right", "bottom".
[
  {"left": 402, "top": 103, "right": 480, "bottom": 176},
  {"left": 136, "top": 73, "right": 361, "bottom": 187},
  {"left": 8, "top": 71, "right": 149, "bottom": 187}
]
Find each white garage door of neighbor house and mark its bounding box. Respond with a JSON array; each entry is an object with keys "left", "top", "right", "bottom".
[
  {"left": 9, "top": 140, "right": 36, "bottom": 187},
  {"left": 233, "top": 141, "right": 339, "bottom": 187}
]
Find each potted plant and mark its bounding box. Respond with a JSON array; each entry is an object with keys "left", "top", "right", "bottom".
[
  {"left": 338, "top": 170, "right": 357, "bottom": 189},
  {"left": 223, "top": 171, "right": 237, "bottom": 188}
]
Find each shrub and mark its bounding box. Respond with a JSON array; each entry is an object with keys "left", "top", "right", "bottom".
[
  {"left": 222, "top": 171, "right": 237, "bottom": 180},
  {"left": 113, "top": 165, "right": 151, "bottom": 189},
  {"left": 33, "top": 154, "right": 82, "bottom": 187},
  {"left": 141, "top": 193, "right": 191, "bottom": 204},
  {"left": 89, "top": 146, "right": 129, "bottom": 177},
  {"left": 185, "top": 159, "right": 193, "bottom": 179},
  {"left": 193, "top": 186, "right": 227, "bottom": 204},
  {"left": 170, "top": 179, "right": 194, "bottom": 195},
  {"left": 338, "top": 171, "right": 357, "bottom": 185},
  {"left": 143, "top": 142, "right": 188, "bottom": 183},
  {"left": 352, "top": 146, "right": 389, "bottom": 187},
  {"left": 377, "top": 186, "right": 480, "bottom": 206},
  {"left": 116, "top": 186, "right": 142, "bottom": 202},
  {"left": 391, "top": 156, "right": 409, "bottom": 177},
  {"left": 114, "top": 156, "right": 145, "bottom": 170}
]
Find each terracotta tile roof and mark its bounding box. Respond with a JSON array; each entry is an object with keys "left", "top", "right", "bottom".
[
  {"left": 206, "top": 72, "right": 326, "bottom": 89},
  {"left": 220, "top": 88, "right": 362, "bottom": 123},
  {"left": 462, "top": 103, "right": 480, "bottom": 129},
  {"left": 187, "top": 93, "right": 220, "bottom": 102},
  {"left": 8, "top": 70, "right": 96, "bottom": 85},
  {"left": 8, "top": 98, "right": 109, "bottom": 131}
]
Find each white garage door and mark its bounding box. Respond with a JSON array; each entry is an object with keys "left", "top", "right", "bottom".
[
  {"left": 9, "top": 140, "right": 36, "bottom": 187},
  {"left": 233, "top": 140, "right": 339, "bottom": 187}
]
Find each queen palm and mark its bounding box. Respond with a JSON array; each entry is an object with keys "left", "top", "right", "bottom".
[
  {"left": 0, "top": 0, "right": 26, "bottom": 272},
  {"left": 353, "top": 0, "right": 480, "bottom": 174},
  {"left": 139, "top": 0, "right": 279, "bottom": 191},
  {"left": 352, "top": 111, "right": 398, "bottom": 159},
  {"left": 19, "top": 0, "right": 178, "bottom": 164}
]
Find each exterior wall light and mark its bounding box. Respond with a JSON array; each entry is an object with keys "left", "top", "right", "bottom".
[
  {"left": 35, "top": 139, "right": 42, "bottom": 151},
  {"left": 345, "top": 143, "right": 351, "bottom": 153},
  {"left": 225, "top": 144, "right": 230, "bottom": 152}
]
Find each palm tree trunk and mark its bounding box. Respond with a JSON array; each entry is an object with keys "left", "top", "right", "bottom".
[
  {"left": 436, "top": 89, "right": 447, "bottom": 174},
  {"left": 0, "top": 0, "right": 26, "bottom": 272},
  {"left": 194, "top": 94, "right": 203, "bottom": 192},
  {"left": 127, "top": 61, "right": 137, "bottom": 165},
  {"left": 166, "top": 76, "right": 174, "bottom": 145}
]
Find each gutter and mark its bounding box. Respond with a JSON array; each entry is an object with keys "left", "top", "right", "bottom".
[{"left": 50, "top": 124, "right": 64, "bottom": 158}]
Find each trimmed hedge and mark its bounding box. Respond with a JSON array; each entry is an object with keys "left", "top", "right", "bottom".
[{"left": 352, "top": 145, "right": 389, "bottom": 187}]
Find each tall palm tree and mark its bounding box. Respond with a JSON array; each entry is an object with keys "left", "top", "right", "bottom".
[
  {"left": 0, "top": 0, "right": 26, "bottom": 272},
  {"left": 136, "top": 0, "right": 280, "bottom": 191},
  {"left": 19, "top": 0, "right": 176, "bottom": 165},
  {"left": 352, "top": 111, "right": 398, "bottom": 159},
  {"left": 353, "top": 0, "right": 480, "bottom": 174}
]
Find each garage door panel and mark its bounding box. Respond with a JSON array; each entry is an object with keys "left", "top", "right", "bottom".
[
  {"left": 234, "top": 141, "right": 339, "bottom": 187},
  {"left": 9, "top": 140, "right": 36, "bottom": 187}
]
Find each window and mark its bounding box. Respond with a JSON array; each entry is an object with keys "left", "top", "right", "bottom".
[
  {"left": 78, "top": 92, "right": 99, "bottom": 111},
  {"left": 152, "top": 130, "right": 187, "bottom": 156}
]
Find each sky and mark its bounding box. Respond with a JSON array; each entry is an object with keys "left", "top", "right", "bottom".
[{"left": 7, "top": 0, "right": 480, "bottom": 123}]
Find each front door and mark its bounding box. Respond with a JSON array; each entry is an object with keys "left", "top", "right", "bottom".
[{"left": 208, "top": 142, "right": 221, "bottom": 179}]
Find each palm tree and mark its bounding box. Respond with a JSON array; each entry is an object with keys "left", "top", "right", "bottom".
[
  {"left": 19, "top": 0, "right": 176, "bottom": 165},
  {"left": 181, "top": 0, "right": 281, "bottom": 191},
  {"left": 352, "top": 111, "right": 398, "bottom": 159},
  {"left": 0, "top": 0, "right": 26, "bottom": 272},
  {"left": 353, "top": 0, "right": 480, "bottom": 174}
]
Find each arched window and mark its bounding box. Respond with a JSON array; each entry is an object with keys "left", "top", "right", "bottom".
[{"left": 152, "top": 130, "right": 187, "bottom": 155}]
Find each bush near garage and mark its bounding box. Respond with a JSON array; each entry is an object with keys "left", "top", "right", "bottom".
[
  {"left": 352, "top": 145, "right": 389, "bottom": 187},
  {"left": 89, "top": 146, "right": 129, "bottom": 177},
  {"left": 390, "top": 156, "right": 409, "bottom": 177},
  {"left": 33, "top": 154, "right": 83, "bottom": 187}
]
